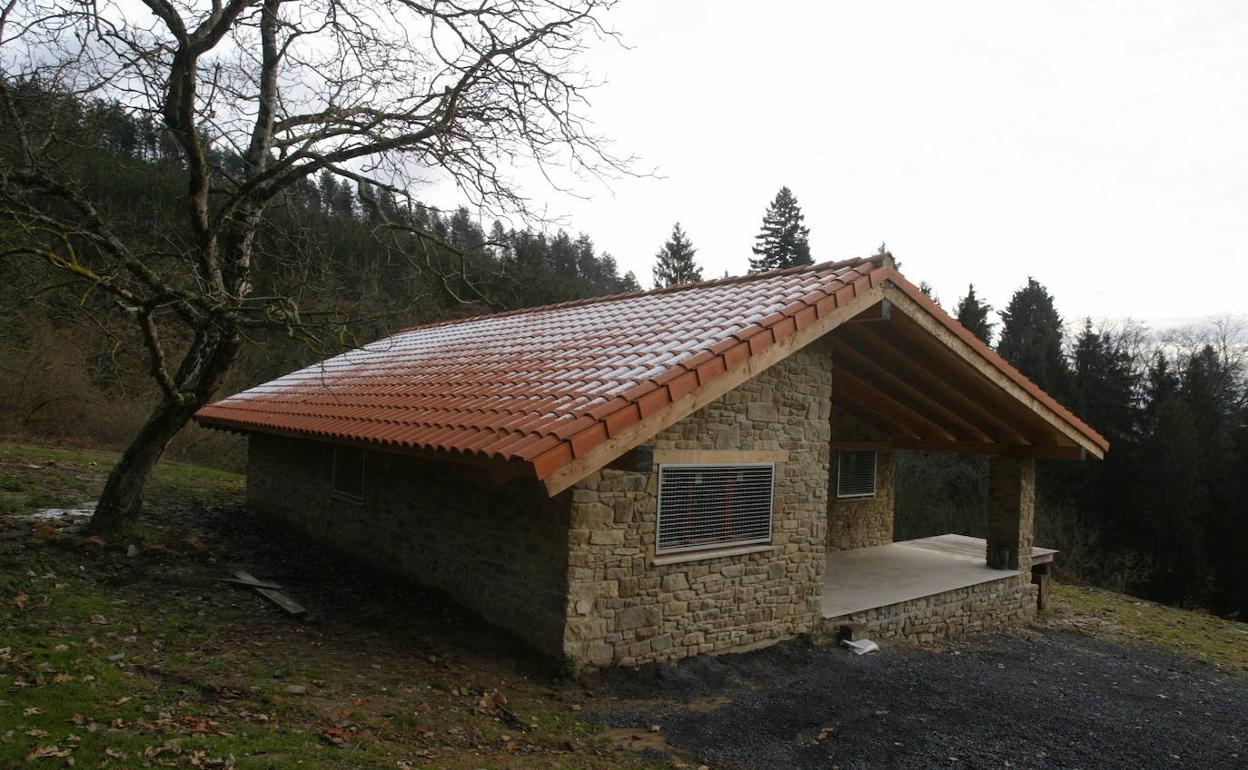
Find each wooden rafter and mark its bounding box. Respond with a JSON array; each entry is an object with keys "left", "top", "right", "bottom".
[
  {"left": 830, "top": 338, "right": 994, "bottom": 443},
  {"left": 833, "top": 367, "right": 960, "bottom": 441},
  {"left": 881, "top": 286, "right": 1102, "bottom": 457},
  {"left": 839, "top": 322, "right": 1036, "bottom": 445}
]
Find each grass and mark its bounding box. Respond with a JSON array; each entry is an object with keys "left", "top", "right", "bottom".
[
  {"left": 2, "top": 440, "right": 1246, "bottom": 769},
  {"left": 0, "top": 441, "right": 243, "bottom": 516},
  {"left": 0, "top": 442, "right": 660, "bottom": 770},
  {"left": 1045, "top": 582, "right": 1248, "bottom": 674}
]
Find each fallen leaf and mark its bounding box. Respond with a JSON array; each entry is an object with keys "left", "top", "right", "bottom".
[{"left": 27, "top": 745, "right": 72, "bottom": 760}]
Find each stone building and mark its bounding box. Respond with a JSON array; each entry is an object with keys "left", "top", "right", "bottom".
[{"left": 197, "top": 254, "right": 1106, "bottom": 667}]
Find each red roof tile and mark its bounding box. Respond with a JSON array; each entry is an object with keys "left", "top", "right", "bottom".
[{"left": 195, "top": 254, "right": 1108, "bottom": 488}]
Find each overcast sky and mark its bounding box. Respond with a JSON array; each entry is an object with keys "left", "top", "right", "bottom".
[{"left": 446, "top": 0, "right": 1247, "bottom": 330}]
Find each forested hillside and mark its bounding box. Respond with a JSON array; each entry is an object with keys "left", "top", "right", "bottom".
[
  {"left": 2, "top": 91, "right": 1245, "bottom": 621},
  {"left": 896, "top": 283, "right": 1247, "bottom": 619},
  {"left": 0, "top": 90, "right": 638, "bottom": 467}
]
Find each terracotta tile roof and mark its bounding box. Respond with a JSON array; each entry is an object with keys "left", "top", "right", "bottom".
[
  {"left": 196, "top": 257, "right": 887, "bottom": 473},
  {"left": 195, "top": 254, "right": 1107, "bottom": 488}
]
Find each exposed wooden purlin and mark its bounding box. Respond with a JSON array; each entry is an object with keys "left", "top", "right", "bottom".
[
  {"left": 892, "top": 439, "right": 1086, "bottom": 461},
  {"left": 830, "top": 338, "right": 994, "bottom": 443},
  {"left": 840, "top": 322, "right": 1036, "bottom": 445},
  {"left": 831, "top": 377, "right": 925, "bottom": 441},
  {"left": 833, "top": 367, "right": 960, "bottom": 441},
  {"left": 882, "top": 285, "right": 1103, "bottom": 458},
  {"left": 836, "top": 398, "right": 921, "bottom": 442}
]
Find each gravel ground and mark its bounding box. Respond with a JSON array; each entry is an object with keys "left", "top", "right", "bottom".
[{"left": 589, "top": 630, "right": 1248, "bottom": 770}]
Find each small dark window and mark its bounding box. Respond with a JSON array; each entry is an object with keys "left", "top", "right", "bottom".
[
  {"left": 837, "top": 450, "right": 876, "bottom": 498},
  {"left": 332, "top": 447, "right": 365, "bottom": 500}
]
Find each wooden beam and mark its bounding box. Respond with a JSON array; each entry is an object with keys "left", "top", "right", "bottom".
[
  {"left": 892, "top": 439, "right": 1086, "bottom": 461},
  {"left": 832, "top": 384, "right": 924, "bottom": 441},
  {"left": 828, "top": 440, "right": 890, "bottom": 450},
  {"left": 874, "top": 315, "right": 1057, "bottom": 439},
  {"left": 882, "top": 286, "right": 1105, "bottom": 459},
  {"left": 540, "top": 287, "right": 888, "bottom": 495},
  {"left": 653, "top": 449, "right": 790, "bottom": 464},
  {"left": 830, "top": 338, "right": 993, "bottom": 443},
  {"left": 834, "top": 367, "right": 959, "bottom": 441},
  {"left": 840, "top": 322, "right": 1035, "bottom": 445}
]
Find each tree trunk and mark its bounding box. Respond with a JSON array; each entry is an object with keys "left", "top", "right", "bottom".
[
  {"left": 89, "top": 327, "right": 241, "bottom": 534},
  {"left": 88, "top": 398, "right": 201, "bottom": 533}
]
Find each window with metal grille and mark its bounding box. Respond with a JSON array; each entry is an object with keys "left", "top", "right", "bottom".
[
  {"left": 656, "top": 463, "right": 774, "bottom": 555},
  {"left": 837, "top": 450, "right": 877, "bottom": 498},
  {"left": 332, "top": 447, "right": 365, "bottom": 501}
]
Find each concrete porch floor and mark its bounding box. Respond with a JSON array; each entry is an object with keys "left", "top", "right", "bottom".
[{"left": 822, "top": 534, "right": 1056, "bottom": 619}]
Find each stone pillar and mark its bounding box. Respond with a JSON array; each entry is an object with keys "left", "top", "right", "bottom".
[{"left": 984, "top": 456, "right": 1035, "bottom": 573}]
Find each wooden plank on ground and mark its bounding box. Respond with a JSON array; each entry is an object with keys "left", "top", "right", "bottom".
[
  {"left": 234, "top": 570, "right": 307, "bottom": 618},
  {"left": 222, "top": 573, "right": 284, "bottom": 590}
]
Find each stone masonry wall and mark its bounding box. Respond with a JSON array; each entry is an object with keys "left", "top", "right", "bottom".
[
  {"left": 826, "top": 406, "right": 895, "bottom": 551},
  {"left": 247, "top": 434, "right": 571, "bottom": 654},
  {"left": 818, "top": 574, "right": 1038, "bottom": 644},
  {"left": 986, "top": 456, "right": 1036, "bottom": 572},
  {"left": 562, "top": 342, "right": 834, "bottom": 667}
]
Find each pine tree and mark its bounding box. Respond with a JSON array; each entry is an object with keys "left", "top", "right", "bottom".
[
  {"left": 750, "top": 186, "right": 812, "bottom": 272},
  {"left": 955, "top": 284, "right": 995, "bottom": 345},
  {"left": 1071, "top": 320, "right": 1140, "bottom": 443},
  {"left": 997, "top": 277, "right": 1071, "bottom": 402},
  {"left": 652, "top": 223, "right": 702, "bottom": 287},
  {"left": 487, "top": 220, "right": 510, "bottom": 261}
]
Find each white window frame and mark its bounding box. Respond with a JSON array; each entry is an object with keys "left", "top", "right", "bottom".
[
  {"left": 655, "top": 462, "right": 775, "bottom": 556},
  {"left": 836, "top": 449, "right": 877, "bottom": 499},
  {"left": 331, "top": 447, "right": 366, "bottom": 503}
]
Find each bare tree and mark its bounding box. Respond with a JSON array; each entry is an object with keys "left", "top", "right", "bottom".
[{"left": 0, "top": 0, "right": 627, "bottom": 531}]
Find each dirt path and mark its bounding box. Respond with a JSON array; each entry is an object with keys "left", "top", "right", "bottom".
[{"left": 588, "top": 630, "right": 1248, "bottom": 770}]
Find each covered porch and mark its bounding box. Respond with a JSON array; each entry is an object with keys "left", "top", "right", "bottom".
[
  {"left": 821, "top": 534, "right": 1055, "bottom": 621},
  {"left": 812, "top": 288, "right": 1106, "bottom": 642}
]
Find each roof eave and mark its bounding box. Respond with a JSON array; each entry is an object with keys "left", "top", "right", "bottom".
[{"left": 194, "top": 414, "right": 540, "bottom": 482}]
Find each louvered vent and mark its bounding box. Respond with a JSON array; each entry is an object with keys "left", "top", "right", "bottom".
[
  {"left": 656, "top": 463, "right": 774, "bottom": 555},
  {"left": 837, "top": 450, "right": 877, "bottom": 498}
]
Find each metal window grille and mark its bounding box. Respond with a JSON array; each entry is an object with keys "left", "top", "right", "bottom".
[
  {"left": 332, "top": 447, "right": 365, "bottom": 500},
  {"left": 837, "top": 450, "right": 877, "bottom": 498},
  {"left": 656, "top": 463, "right": 774, "bottom": 555}
]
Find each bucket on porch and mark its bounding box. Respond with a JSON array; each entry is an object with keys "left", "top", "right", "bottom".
[{"left": 988, "top": 545, "right": 1012, "bottom": 570}]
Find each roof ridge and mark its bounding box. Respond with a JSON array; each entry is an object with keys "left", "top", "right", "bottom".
[{"left": 394, "top": 254, "right": 886, "bottom": 335}]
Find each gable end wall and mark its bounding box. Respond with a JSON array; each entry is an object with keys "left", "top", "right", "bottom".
[{"left": 563, "top": 343, "right": 834, "bottom": 667}]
